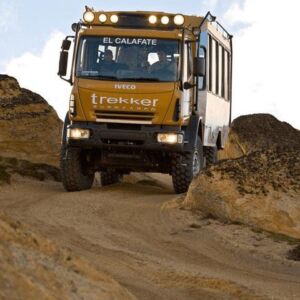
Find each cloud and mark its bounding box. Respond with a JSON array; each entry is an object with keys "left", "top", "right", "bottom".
[
  {"left": 5, "top": 31, "right": 70, "bottom": 120},
  {"left": 225, "top": 0, "right": 300, "bottom": 129}
]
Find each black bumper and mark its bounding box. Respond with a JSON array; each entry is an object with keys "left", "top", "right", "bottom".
[{"left": 67, "top": 122, "right": 188, "bottom": 152}]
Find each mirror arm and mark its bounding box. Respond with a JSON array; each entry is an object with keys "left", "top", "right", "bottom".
[{"left": 59, "top": 76, "right": 72, "bottom": 84}]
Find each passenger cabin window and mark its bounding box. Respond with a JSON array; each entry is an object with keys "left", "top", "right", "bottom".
[
  {"left": 207, "top": 34, "right": 231, "bottom": 101},
  {"left": 198, "top": 47, "right": 205, "bottom": 90},
  {"left": 218, "top": 44, "right": 223, "bottom": 97},
  {"left": 211, "top": 38, "right": 217, "bottom": 94}
]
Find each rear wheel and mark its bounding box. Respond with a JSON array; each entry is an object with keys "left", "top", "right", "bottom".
[
  {"left": 60, "top": 147, "right": 94, "bottom": 192},
  {"left": 205, "top": 146, "right": 218, "bottom": 167},
  {"left": 171, "top": 137, "right": 203, "bottom": 194},
  {"left": 100, "top": 171, "right": 123, "bottom": 186}
]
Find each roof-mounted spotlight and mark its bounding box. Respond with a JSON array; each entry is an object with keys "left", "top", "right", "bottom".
[
  {"left": 99, "top": 14, "right": 107, "bottom": 23},
  {"left": 110, "top": 14, "right": 119, "bottom": 23},
  {"left": 174, "top": 14, "right": 185, "bottom": 26},
  {"left": 161, "top": 16, "right": 170, "bottom": 25},
  {"left": 149, "top": 15, "right": 157, "bottom": 24},
  {"left": 83, "top": 11, "right": 95, "bottom": 23}
]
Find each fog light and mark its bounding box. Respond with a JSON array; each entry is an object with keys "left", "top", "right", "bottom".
[
  {"left": 83, "top": 11, "right": 95, "bottom": 23},
  {"left": 174, "top": 14, "right": 185, "bottom": 25},
  {"left": 99, "top": 14, "right": 107, "bottom": 23},
  {"left": 157, "top": 133, "right": 183, "bottom": 144},
  {"left": 67, "top": 128, "right": 90, "bottom": 140},
  {"left": 149, "top": 15, "right": 157, "bottom": 24},
  {"left": 110, "top": 14, "right": 119, "bottom": 23},
  {"left": 161, "top": 16, "right": 170, "bottom": 25}
]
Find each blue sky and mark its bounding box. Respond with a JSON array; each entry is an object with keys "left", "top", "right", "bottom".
[{"left": 1, "top": 0, "right": 300, "bottom": 129}]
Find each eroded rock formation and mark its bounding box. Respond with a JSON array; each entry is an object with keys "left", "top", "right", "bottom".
[
  {"left": 185, "top": 115, "right": 300, "bottom": 239},
  {"left": 0, "top": 75, "right": 62, "bottom": 166}
]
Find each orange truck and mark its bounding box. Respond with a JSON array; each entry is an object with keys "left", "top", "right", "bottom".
[{"left": 58, "top": 8, "right": 233, "bottom": 193}]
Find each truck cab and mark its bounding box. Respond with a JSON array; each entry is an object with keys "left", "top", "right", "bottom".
[{"left": 58, "top": 9, "right": 233, "bottom": 193}]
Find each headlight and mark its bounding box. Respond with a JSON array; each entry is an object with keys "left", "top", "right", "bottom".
[
  {"left": 174, "top": 14, "right": 185, "bottom": 26},
  {"left": 149, "top": 15, "right": 157, "bottom": 24},
  {"left": 110, "top": 14, "right": 119, "bottom": 23},
  {"left": 67, "top": 128, "right": 90, "bottom": 140},
  {"left": 83, "top": 11, "right": 95, "bottom": 23},
  {"left": 99, "top": 14, "right": 107, "bottom": 23},
  {"left": 161, "top": 16, "right": 170, "bottom": 25},
  {"left": 157, "top": 133, "right": 183, "bottom": 144}
]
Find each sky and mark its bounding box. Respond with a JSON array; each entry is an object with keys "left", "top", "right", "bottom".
[{"left": 0, "top": 0, "right": 299, "bottom": 129}]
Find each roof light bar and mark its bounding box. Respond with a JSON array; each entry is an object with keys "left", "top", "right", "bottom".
[
  {"left": 83, "top": 11, "right": 95, "bottom": 23},
  {"left": 99, "top": 14, "right": 107, "bottom": 23},
  {"left": 161, "top": 16, "right": 170, "bottom": 25},
  {"left": 110, "top": 14, "right": 119, "bottom": 23},
  {"left": 149, "top": 15, "right": 157, "bottom": 24},
  {"left": 174, "top": 14, "right": 185, "bottom": 25}
]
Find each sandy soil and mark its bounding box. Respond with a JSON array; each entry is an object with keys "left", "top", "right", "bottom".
[{"left": 1, "top": 174, "right": 300, "bottom": 300}]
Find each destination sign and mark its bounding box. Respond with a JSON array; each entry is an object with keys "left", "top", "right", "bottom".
[{"left": 102, "top": 37, "right": 157, "bottom": 46}]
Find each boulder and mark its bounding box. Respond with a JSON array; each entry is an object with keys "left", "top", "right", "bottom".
[
  {"left": 184, "top": 148, "right": 300, "bottom": 239},
  {"left": 0, "top": 75, "right": 62, "bottom": 166}
]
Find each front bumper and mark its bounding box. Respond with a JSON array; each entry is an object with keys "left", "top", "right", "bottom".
[{"left": 67, "top": 122, "right": 186, "bottom": 152}]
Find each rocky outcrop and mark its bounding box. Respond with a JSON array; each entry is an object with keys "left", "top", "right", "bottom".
[
  {"left": 0, "top": 156, "right": 61, "bottom": 184},
  {"left": 185, "top": 148, "right": 300, "bottom": 239},
  {"left": 0, "top": 75, "right": 62, "bottom": 166},
  {"left": 219, "top": 114, "right": 300, "bottom": 160},
  {"left": 0, "top": 214, "right": 136, "bottom": 300},
  {"left": 185, "top": 114, "right": 300, "bottom": 239}
]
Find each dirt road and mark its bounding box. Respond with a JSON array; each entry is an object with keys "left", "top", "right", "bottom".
[{"left": 1, "top": 174, "right": 300, "bottom": 300}]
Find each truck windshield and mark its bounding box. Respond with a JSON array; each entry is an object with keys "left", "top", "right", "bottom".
[{"left": 76, "top": 36, "right": 180, "bottom": 82}]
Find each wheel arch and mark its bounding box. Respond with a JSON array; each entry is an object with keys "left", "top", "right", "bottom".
[{"left": 183, "top": 115, "right": 203, "bottom": 151}]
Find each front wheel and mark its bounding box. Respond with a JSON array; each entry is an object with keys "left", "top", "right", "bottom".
[
  {"left": 60, "top": 147, "right": 94, "bottom": 192},
  {"left": 171, "top": 137, "right": 204, "bottom": 194}
]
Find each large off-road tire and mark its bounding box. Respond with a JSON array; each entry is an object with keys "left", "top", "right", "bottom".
[
  {"left": 205, "top": 146, "right": 218, "bottom": 167},
  {"left": 60, "top": 147, "right": 94, "bottom": 192},
  {"left": 171, "top": 137, "right": 204, "bottom": 194},
  {"left": 100, "top": 171, "right": 123, "bottom": 186}
]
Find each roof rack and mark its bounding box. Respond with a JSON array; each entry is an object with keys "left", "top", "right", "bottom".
[{"left": 196, "top": 11, "right": 233, "bottom": 40}]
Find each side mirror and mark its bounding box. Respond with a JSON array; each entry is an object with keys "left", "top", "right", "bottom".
[
  {"left": 58, "top": 51, "right": 69, "bottom": 76},
  {"left": 193, "top": 57, "right": 206, "bottom": 77},
  {"left": 71, "top": 23, "right": 78, "bottom": 33},
  {"left": 183, "top": 82, "right": 196, "bottom": 90},
  {"left": 61, "top": 39, "right": 71, "bottom": 51}
]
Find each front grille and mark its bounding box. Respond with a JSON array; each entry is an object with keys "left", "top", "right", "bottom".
[
  {"left": 95, "top": 110, "right": 154, "bottom": 125},
  {"left": 107, "top": 123, "right": 142, "bottom": 130}
]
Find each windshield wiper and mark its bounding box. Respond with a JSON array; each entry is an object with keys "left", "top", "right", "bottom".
[
  {"left": 78, "top": 75, "right": 168, "bottom": 82},
  {"left": 119, "top": 78, "right": 162, "bottom": 82},
  {"left": 79, "top": 75, "right": 119, "bottom": 80}
]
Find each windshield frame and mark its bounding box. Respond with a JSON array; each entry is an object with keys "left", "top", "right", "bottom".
[{"left": 75, "top": 35, "right": 182, "bottom": 83}]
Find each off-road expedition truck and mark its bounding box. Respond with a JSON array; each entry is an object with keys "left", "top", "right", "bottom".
[{"left": 58, "top": 8, "right": 233, "bottom": 194}]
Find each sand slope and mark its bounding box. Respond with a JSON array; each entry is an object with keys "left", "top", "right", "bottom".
[{"left": 1, "top": 175, "right": 300, "bottom": 300}]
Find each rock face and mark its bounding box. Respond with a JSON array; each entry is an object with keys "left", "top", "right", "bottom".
[
  {"left": 219, "top": 114, "right": 300, "bottom": 160},
  {"left": 185, "top": 114, "right": 300, "bottom": 239},
  {"left": 0, "top": 156, "right": 61, "bottom": 184},
  {"left": 185, "top": 148, "right": 300, "bottom": 239},
  {"left": 0, "top": 214, "right": 136, "bottom": 300},
  {"left": 0, "top": 75, "right": 62, "bottom": 166}
]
